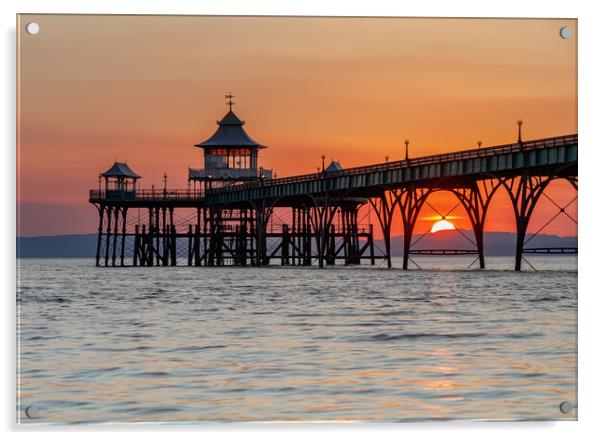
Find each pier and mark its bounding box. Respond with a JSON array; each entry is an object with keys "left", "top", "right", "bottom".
[{"left": 89, "top": 99, "right": 577, "bottom": 271}]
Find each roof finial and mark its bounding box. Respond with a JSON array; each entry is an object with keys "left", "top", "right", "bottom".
[{"left": 225, "top": 92, "right": 235, "bottom": 111}]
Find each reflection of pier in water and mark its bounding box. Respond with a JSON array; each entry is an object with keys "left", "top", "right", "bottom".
[{"left": 89, "top": 101, "right": 577, "bottom": 271}]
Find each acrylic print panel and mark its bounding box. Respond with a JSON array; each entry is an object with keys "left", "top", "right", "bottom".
[{"left": 16, "top": 15, "right": 577, "bottom": 424}]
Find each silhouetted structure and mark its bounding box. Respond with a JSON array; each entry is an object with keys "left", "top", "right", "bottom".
[
  {"left": 188, "top": 94, "right": 271, "bottom": 194},
  {"left": 89, "top": 101, "right": 578, "bottom": 271}
]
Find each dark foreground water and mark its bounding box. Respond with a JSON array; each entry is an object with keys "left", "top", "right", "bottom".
[{"left": 17, "top": 257, "right": 577, "bottom": 424}]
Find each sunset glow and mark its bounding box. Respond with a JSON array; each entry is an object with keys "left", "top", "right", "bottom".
[{"left": 16, "top": 15, "right": 577, "bottom": 236}]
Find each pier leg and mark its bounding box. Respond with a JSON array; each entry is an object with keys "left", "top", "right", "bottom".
[
  {"left": 194, "top": 224, "right": 201, "bottom": 266},
  {"left": 133, "top": 224, "right": 140, "bottom": 266},
  {"left": 370, "top": 193, "right": 397, "bottom": 269},
  {"left": 368, "top": 224, "right": 375, "bottom": 265},
  {"left": 341, "top": 210, "right": 348, "bottom": 265},
  {"left": 111, "top": 208, "right": 119, "bottom": 266},
  {"left": 169, "top": 208, "right": 176, "bottom": 266},
  {"left": 161, "top": 207, "right": 167, "bottom": 266},
  {"left": 120, "top": 207, "right": 128, "bottom": 266},
  {"left": 291, "top": 208, "right": 296, "bottom": 266},
  {"left": 350, "top": 209, "right": 360, "bottom": 264},
  {"left": 155, "top": 208, "right": 161, "bottom": 266},
  {"left": 397, "top": 187, "right": 431, "bottom": 270},
  {"left": 104, "top": 206, "right": 113, "bottom": 267},
  {"left": 95, "top": 205, "right": 105, "bottom": 267},
  {"left": 344, "top": 210, "right": 356, "bottom": 265},
  {"left": 147, "top": 208, "right": 153, "bottom": 266},
  {"left": 452, "top": 181, "right": 504, "bottom": 270},
  {"left": 170, "top": 224, "right": 177, "bottom": 266},
  {"left": 310, "top": 198, "right": 337, "bottom": 268},
  {"left": 216, "top": 209, "right": 224, "bottom": 266},
  {"left": 282, "top": 224, "right": 290, "bottom": 266},
  {"left": 253, "top": 202, "right": 272, "bottom": 266},
  {"left": 241, "top": 209, "right": 249, "bottom": 266},
  {"left": 140, "top": 224, "right": 148, "bottom": 266},
  {"left": 326, "top": 223, "right": 336, "bottom": 265},
  {"left": 207, "top": 207, "right": 216, "bottom": 267},
  {"left": 187, "top": 224, "right": 193, "bottom": 266},
  {"left": 499, "top": 175, "right": 553, "bottom": 271},
  {"left": 304, "top": 209, "right": 312, "bottom": 266}
]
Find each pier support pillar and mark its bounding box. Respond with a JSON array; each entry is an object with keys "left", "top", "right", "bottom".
[
  {"left": 147, "top": 208, "right": 154, "bottom": 267},
  {"left": 95, "top": 204, "right": 105, "bottom": 267},
  {"left": 281, "top": 224, "right": 290, "bottom": 266},
  {"left": 120, "top": 207, "right": 128, "bottom": 266},
  {"left": 370, "top": 192, "right": 397, "bottom": 268},
  {"left": 397, "top": 187, "right": 431, "bottom": 270},
  {"left": 111, "top": 207, "right": 119, "bottom": 266},
  {"left": 310, "top": 197, "right": 338, "bottom": 268},
  {"left": 501, "top": 174, "right": 554, "bottom": 271},
  {"left": 104, "top": 205, "right": 113, "bottom": 267},
  {"left": 452, "top": 181, "right": 501, "bottom": 270},
  {"left": 252, "top": 201, "right": 273, "bottom": 266},
  {"left": 155, "top": 207, "right": 161, "bottom": 266},
  {"left": 368, "top": 224, "right": 375, "bottom": 265},
  {"left": 133, "top": 224, "right": 140, "bottom": 266}
]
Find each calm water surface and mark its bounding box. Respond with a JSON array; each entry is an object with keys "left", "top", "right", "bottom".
[{"left": 17, "top": 257, "right": 577, "bottom": 424}]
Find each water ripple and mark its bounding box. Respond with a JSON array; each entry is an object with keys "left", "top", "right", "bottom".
[{"left": 17, "top": 257, "right": 577, "bottom": 424}]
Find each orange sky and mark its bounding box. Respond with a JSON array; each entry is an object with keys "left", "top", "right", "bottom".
[{"left": 17, "top": 15, "right": 577, "bottom": 236}]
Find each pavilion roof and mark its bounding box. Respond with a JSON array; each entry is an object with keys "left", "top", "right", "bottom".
[
  {"left": 195, "top": 110, "right": 265, "bottom": 149},
  {"left": 101, "top": 162, "right": 141, "bottom": 179},
  {"left": 325, "top": 160, "right": 343, "bottom": 172}
]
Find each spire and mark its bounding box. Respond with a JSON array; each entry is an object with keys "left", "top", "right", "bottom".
[{"left": 225, "top": 92, "right": 235, "bottom": 111}]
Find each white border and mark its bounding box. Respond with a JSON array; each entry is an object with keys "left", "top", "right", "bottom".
[{"left": 3, "top": 0, "right": 601, "bottom": 438}]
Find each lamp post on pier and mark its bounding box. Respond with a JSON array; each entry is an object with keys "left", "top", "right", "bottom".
[
  {"left": 163, "top": 172, "right": 168, "bottom": 198},
  {"left": 517, "top": 119, "right": 525, "bottom": 166},
  {"left": 404, "top": 139, "right": 410, "bottom": 162},
  {"left": 321, "top": 154, "right": 326, "bottom": 172}
]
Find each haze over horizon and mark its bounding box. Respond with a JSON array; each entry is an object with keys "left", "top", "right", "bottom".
[{"left": 17, "top": 15, "right": 577, "bottom": 237}]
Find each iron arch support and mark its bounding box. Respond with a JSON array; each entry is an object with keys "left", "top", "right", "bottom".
[
  {"left": 395, "top": 186, "right": 433, "bottom": 270},
  {"left": 447, "top": 178, "right": 506, "bottom": 269},
  {"left": 498, "top": 174, "right": 556, "bottom": 271},
  {"left": 368, "top": 188, "right": 401, "bottom": 268}
]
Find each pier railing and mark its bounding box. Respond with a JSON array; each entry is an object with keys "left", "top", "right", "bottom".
[
  {"left": 89, "top": 188, "right": 203, "bottom": 202},
  {"left": 207, "top": 133, "right": 578, "bottom": 194},
  {"left": 89, "top": 133, "right": 577, "bottom": 203}
]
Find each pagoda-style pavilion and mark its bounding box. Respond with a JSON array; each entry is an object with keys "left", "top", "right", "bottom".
[
  {"left": 189, "top": 94, "right": 272, "bottom": 192},
  {"left": 324, "top": 160, "right": 343, "bottom": 173},
  {"left": 100, "top": 161, "right": 140, "bottom": 200}
]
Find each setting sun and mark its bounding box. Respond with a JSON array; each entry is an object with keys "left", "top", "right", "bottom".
[{"left": 430, "top": 219, "right": 456, "bottom": 233}]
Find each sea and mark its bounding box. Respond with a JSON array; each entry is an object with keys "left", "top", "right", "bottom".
[{"left": 16, "top": 256, "right": 577, "bottom": 424}]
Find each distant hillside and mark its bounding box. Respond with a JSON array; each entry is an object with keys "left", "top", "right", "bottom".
[
  {"left": 17, "top": 234, "right": 98, "bottom": 258},
  {"left": 17, "top": 230, "right": 577, "bottom": 258}
]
